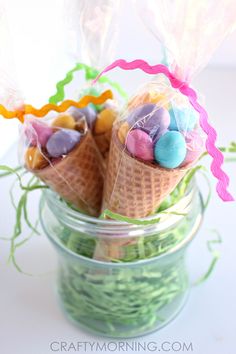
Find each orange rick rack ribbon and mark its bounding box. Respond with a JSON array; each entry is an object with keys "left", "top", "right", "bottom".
[{"left": 0, "top": 90, "right": 113, "bottom": 123}]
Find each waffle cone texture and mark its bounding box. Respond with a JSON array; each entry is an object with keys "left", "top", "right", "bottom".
[
  {"left": 33, "top": 132, "right": 104, "bottom": 217},
  {"left": 102, "top": 128, "right": 189, "bottom": 218},
  {"left": 94, "top": 130, "right": 112, "bottom": 159}
]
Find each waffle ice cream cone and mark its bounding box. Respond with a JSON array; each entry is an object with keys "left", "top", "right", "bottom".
[
  {"left": 93, "top": 126, "right": 190, "bottom": 261},
  {"left": 94, "top": 130, "right": 112, "bottom": 161},
  {"left": 33, "top": 132, "right": 104, "bottom": 217},
  {"left": 102, "top": 128, "right": 188, "bottom": 218}
]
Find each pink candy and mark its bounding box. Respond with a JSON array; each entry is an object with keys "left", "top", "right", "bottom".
[
  {"left": 25, "top": 120, "right": 53, "bottom": 147},
  {"left": 126, "top": 129, "right": 154, "bottom": 161},
  {"left": 182, "top": 130, "right": 205, "bottom": 166}
]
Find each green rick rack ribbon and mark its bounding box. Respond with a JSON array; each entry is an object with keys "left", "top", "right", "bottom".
[{"left": 49, "top": 63, "right": 128, "bottom": 104}]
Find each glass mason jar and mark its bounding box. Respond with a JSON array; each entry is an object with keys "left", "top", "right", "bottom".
[{"left": 39, "top": 181, "right": 204, "bottom": 338}]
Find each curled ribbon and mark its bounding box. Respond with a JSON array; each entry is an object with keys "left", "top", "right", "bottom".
[
  {"left": 0, "top": 90, "right": 113, "bottom": 123},
  {"left": 49, "top": 63, "right": 127, "bottom": 104},
  {"left": 94, "top": 59, "right": 234, "bottom": 202}
]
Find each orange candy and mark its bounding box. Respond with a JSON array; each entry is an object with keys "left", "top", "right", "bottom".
[{"left": 25, "top": 147, "right": 49, "bottom": 170}]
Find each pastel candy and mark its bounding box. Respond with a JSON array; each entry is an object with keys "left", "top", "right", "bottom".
[
  {"left": 69, "top": 106, "right": 97, "bottom": 129},
  {"left": 94, "top": 108, "right": 117, "bottom": 135},
  {"left": 169, "top": 107, "right": 197, "bottom": 132},
  {"left": 51, "top": 114, "right": 75, "bottom": 130},
  {"left": 128, "top": 92, "right": 169, "bottom": 110},
  {"left": 154, "top": 131, "right": 186, "bottom": 169},
  {"left": 25, "top": 121, "right": 53, "bottom": 147},
  {"left": 182, "top": 130, "right": 205, "bottom": 166},
  {"left": 127, "top": 104, "right": 170, "bottom": 144},
  {"left": 149, "top": 92, "right": 170, "bottom": 109},
  {"left": 126, "top": 129, "right": 154, "bottom": 161},
  {"left": 154, "top": 127, "right": 168, "bottom": 143},
  {"left": 118, "top": 122, "right": 130, "bottom": 145},
  {"left": 128, "top": 92, "right": 151, "bottom": 110},
  {"left": 25, "top": 147, "right": 49, "bottom": 170},
  {"left": 46, "top": 129, "right": 81, "bottom": 158}
]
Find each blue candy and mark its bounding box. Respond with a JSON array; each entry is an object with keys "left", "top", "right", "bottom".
[
  {"left": 154, "top": 131, "right": 186, "bottom": 169},
  {"left": 169, "top": 107, "right": 197, "bottom": 132}
]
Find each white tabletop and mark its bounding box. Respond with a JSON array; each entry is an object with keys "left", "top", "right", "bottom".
[{"left": 1, "top": 68, "right": 236, "bottom": 354}]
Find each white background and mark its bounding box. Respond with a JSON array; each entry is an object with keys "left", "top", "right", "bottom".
[
  {"left": 1, "top": 0, "right": 236, "bottom": 156},
  {"left": 0, "top": 1, "right": 236, "bottom": 354}
]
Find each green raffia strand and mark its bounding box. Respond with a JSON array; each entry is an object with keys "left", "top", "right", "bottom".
[
  {"left": 100, "top": 209, "right": 160, "bottom": 225},
  {"left": 0, "top": 166, "right": 47, "bottom": 272},
  {"left": 194, "top": 231, "right": 222, "bottom": 286},
  {"left": 0, "top": 165, "right": 22, "bottom": 177},
  {"left": 49, "top": 63, "right": 128, "bottom": 104}
]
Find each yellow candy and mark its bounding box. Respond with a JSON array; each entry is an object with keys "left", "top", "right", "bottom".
[
  {"left": 128, "top": 92, "right": 150, "bottom": 110},
  {"left": 94, "top": 108, "right": 117, "bottom": 135},
  {"left": 51, "top": 114, "right": 75, "bottom": 130},
  {"left": 25, "top": 147, "right": 49, "bottom": 170},
  {"left": 118, "top": 122, "right": 130, "bottom": 145},
  {"left": 128, "top": 92, "right": 170, "bottom": 110},
  {"left": 149, "top": 92, "right": 170, "bottom": 109}
]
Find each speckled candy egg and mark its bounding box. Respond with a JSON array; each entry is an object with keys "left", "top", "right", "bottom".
[
  {"left": 69, "top": 106, "right": 97, "bottom": 130},
  {"left": 182, "top": 130, "right": 205, "bottom": 166},
  {"left": 46, "top": 129, "right": 81, "bottom": 158},
  {"left": 118, "top": 122, "right": 130, "bottom": 145},
  {"left": 169, "top": 107, "right": 197, "bottom": 132},
  {"left": 25, "top": 147, "right": 49, "bottom": 170},
  {"left": 126, "top": 129, "right": 154, "bottom": 161},
  {"left": 154, "top": 131, "right": 186, "bottom": 169},
  {"left": 25, "top": 121, "right": 53, "bottom": 147},
  {"left": 51, "top": 114, "right": 75, "bottom": 130},
  {"left": 149, "top": 92, "right": 170, "bottom": 109},
  {"left": 127, "top": 103, "right": 170, "bottom": 141},
  {"left": 94, "top": 108, "right": 117, "bottom": 135},
  {"left": 128, "top": 92, "right": 151, "bottom": 110}
]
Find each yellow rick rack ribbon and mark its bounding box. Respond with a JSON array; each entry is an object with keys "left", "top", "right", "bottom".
[{"left": 0, "top": 90, "right": 113, "bottom": 123}]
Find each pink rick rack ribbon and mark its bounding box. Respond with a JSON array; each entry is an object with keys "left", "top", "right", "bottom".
[{"left": 94, "top": 59, "right": 234, "bottom": 202}]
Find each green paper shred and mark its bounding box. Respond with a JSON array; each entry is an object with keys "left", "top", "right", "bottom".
[
  {"left": 194, "top": 231, "right": 222, "bottom": 285},
  {"left": 0, "top": 165, "right": 47, "bottom": 272},
  {"left": 101, "top": 209, "right": 161, "bottom": 225}
]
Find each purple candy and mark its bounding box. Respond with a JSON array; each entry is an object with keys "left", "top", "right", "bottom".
[
  {"left": 126, "top": 129, "right": 154, "bottom": 161},
  {"left": 127, "top": 103, "right": 170, "bottom": 141},
  {"left": 25, "top": 121, "right": 53, "bottom": 147},
  {"left": 69, "top": 106, "right": 97, "bottom": 129},
  {"left": 46, "top": 129, "right": 81, "bottom": 158}
]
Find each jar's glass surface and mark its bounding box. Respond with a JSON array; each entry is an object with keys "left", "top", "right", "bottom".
[{"left": 40, "top": 181, "right": 203, "bottom": 338}]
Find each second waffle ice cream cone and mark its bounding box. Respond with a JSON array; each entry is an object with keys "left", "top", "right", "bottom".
[{"left": 35, "top": 131, "right": 104, "bottom": 217}]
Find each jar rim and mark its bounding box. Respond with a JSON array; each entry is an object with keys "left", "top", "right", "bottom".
[
  {"left": 40, "top": 196, "right": 203, "bottom": 267},
  {"left": 41, "top": 180, "right": 196, "bottom": 235}
]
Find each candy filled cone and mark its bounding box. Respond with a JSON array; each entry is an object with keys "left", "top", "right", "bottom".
[
  {"left": 33, "top": 132, "right": 104, "bottom": 217},
  {"left": 93, "top": 126, "right": 190, "bottom": 261},
  {"left": 102, "top": 128, "right": 188, "bottom": 218}
]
